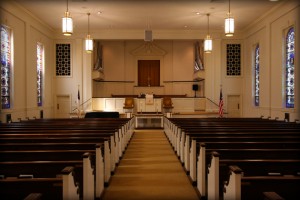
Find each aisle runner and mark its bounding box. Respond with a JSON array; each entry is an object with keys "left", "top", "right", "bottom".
[{"left": 102, "top": 130, "right": 199, "bottom": 200}]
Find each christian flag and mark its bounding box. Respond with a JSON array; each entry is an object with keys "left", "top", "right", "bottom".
[
  {"left": 219, "top": 88, "right": 224, "bottom": 118},
  {"left": 77, "top": 89, "right": 80, "bottom": 116},
  {"left": 78, "top": 89, "right": 80, "bottom": 102}
]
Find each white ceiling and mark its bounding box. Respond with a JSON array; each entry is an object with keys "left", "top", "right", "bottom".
[{"left": 11, "top": 0, "right": 287, "bottom": 33}]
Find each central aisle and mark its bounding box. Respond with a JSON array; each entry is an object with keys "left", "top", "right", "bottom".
[{"left": 102, "top": 129, "right": 199, "bottom": 200}]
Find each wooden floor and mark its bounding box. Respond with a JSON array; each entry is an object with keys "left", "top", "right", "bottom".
[{"left": 102, "top": 129, "right": 199, "bottom": 200}]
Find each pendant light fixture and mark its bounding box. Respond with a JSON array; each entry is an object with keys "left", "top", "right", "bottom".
[
  {"left": 62, "top": 0, "right": 73, "bottom": 36},
  {"left": 85, "top": 13, "right": 93, "bottom": 53},
  {"left": 225, "top": 0, "right": 234, "bottom": 37},
  {"left": 204, "top": 13, "right": 212, "bottom": 53}
]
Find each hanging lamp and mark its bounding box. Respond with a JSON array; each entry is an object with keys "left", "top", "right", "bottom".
[
  {"left": 204, "top": 13, "right": 212, "bottom": 53},
  {"left": 62, "top": 0, "right": 73, "bottom": 36},
  {"left": 85, "top": 13, "right": 93, "bottom": 53},
  {"left": 225, "top": 0, "right": 234, "bottom": 37}
]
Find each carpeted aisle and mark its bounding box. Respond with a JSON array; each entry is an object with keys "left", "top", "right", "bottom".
[{"left": 102, "top": 129, "right": 199, "bottom": 200}]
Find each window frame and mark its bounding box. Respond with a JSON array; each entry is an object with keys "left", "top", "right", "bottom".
[
  {"left": 1, "top": 25, "right": 13, "bottom": 109},
  {"left": 254, "top": 43, "right": 260, "bottom": 107},
  {"left": 284, "top": 26, "right": 295, "bottom": 109},
  {"left": 37, "top": 42, "right": 44, "bottom": 107}
]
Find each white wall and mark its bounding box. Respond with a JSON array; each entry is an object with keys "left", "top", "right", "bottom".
[
  {"left": 1, "top": 1, "right": 299, "bottom": 121},
  {"left": 92, "top": 40, "right": 203, "bottom": 98},
  {"left": 0, "top": 1, "right": 54, "bottom": 122},
  {"left": 242, "top": 1, "right": 299, "bottom": 121}
]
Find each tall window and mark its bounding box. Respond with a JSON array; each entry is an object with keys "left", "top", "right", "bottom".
[
  {"left": 1, "top": 25, "right": 12, "bottom": 109},
  {"left": 37, "top": 42, "right": 44, "bottom": 107},
  {"left": 254, "top": 44, "right": 260, "bottom": 106},
  {"left": 285, "top": 27, "right": 295, "bottom": 108}
]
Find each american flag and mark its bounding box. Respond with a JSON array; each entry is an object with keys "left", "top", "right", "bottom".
[{"left": 219, "top": 88, "right": 224, "bottom": 118}]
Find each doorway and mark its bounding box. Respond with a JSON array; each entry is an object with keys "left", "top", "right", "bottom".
[
  {"left": 138, "top": 60, "right": 160, "bottom": 86},
  {"left": 227, "top": 95, "right": 241, "bottom": 118},
  {"left": 55, "top": 95, "right": 71, "bottom": 118}
]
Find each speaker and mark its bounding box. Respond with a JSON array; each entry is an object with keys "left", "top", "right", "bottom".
[
  {"left": 192, "top": 84, "right": 199, "bottom": 91},
  {"left": 145, "top": 30, "right": 153, "bottom": 41},
  {"left": 40, "top": 110, "right": 44, "bottom": 119}
]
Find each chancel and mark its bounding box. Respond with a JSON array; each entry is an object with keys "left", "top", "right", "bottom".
[{"left": 0, "top": 0, "right": 299, "bottom": 200}]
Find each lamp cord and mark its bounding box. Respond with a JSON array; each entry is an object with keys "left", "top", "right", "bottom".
[
  {"left": 207, "top": 14, "right": 210, "bottom": 35},
  {"left": 87, "top": 13, "right": 90, "bottom": 35}
]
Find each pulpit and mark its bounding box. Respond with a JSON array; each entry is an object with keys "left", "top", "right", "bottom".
[{"left": 136, "top": 97, "right": 161, "bottom": 113}]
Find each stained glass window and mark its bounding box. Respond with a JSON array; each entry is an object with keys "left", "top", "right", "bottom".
[
  {"left": 254, "top": 44, "right": 260, "bottom": 106},
  {"left": 1, "top": 25, "right": 11, "bottom": 109},
  {"left": 37, "top": 42, "right": 44, "bottom": 107},
  {"left": 285, "top": 27, "right": 294, "bottom": 108}
]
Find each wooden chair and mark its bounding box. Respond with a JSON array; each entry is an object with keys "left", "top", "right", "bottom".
[
  {"left": 123, "top": 98, "right": 134, "bottom": 117},
  {"left": 162, "top": 97, "right": 173, "bottom": 114}
]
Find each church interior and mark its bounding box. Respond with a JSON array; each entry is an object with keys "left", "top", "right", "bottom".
[{"left": 0, "top": 0, "right": 300, "bottom": 200}]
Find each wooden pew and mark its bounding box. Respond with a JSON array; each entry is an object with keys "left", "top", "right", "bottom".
[
  {"left": 0, "top": 166, "right": 79, "bottom": 200},
  {"left": 181, "top": 129, "right": 300, "bottom": 162},
  {"left": 0, "top": 143, "right": 107, "bottom": 199},
  {"left": 0, "top": 117, "right": 135, "bottom": 166},
  {"left": 201, "top": 149, "right": 300, "bottom": 200},
  {"left": 263, "top": 192, "right": 286, "bottom": 200},
  {"left": 0, "top": 128, "right": 122, "bottom": 175},
  {"left": 224, "top": 165, "right": 300, "bottom": 200},
  {"left": 0, "top": 142, "right": 108, "bottom": 197},
  {"left": 164, "top": 116, "right": 300, "bottom": 174},
  {"left": 0, "top": 150, "right": 96, "bottom": 200},
  {"left": 163, "top": 117, "right": 300, "bottom": 199},
  {"left": 188, "top": 134, "right": 300, "bottom": 184},
  {"left": 0, "top": 134, "right": 113, "bottom": 185},
  {"left": 164, "top": 117, "right": 300, "bottom": 168},
  {"left": 23, "top": 193, "right": 43, "bottom": 200},
  {"left": 179, "top": 127, "right": 300, "bottom": 176},
  {"left": 0, "top": 117, "right": 135, "bottom": 199}
]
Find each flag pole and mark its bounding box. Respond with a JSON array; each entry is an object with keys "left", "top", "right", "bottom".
[
  {"left": 77, "top": 84, "right": 80, "bottom": 118},
  {"left": 218, "top": 84, "right": 224, "bottom": 118}
]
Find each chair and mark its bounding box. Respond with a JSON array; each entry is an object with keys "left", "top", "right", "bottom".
[
  {"left": 162, "top": 97, "right": 173, "bottom": 114},
  {"left": 123, "top": 98, "right": 134, "bottom": 117}
]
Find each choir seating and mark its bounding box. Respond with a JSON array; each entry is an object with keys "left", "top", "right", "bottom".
[
  {"left": 162, "top": 97, "right": 174, "bottom": 115},
  {"left": 123, "top": 97, "right": 134, "bottom": 117}
]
